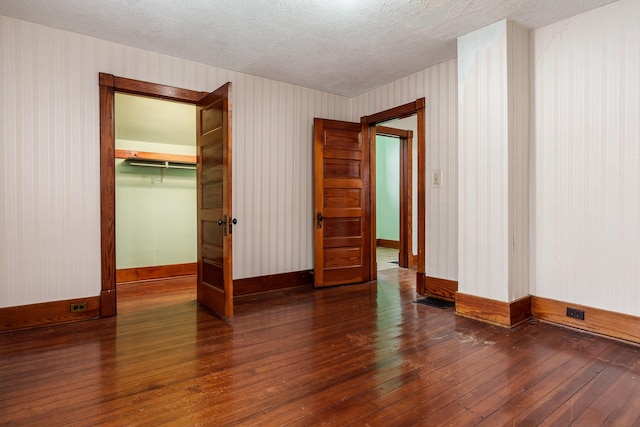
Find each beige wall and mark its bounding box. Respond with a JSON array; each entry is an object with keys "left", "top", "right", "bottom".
[
  {"left": 532, "top": 0, "right": 640, "bottom": 316},
  {"left": 0, "top": 15, "right": 351, "bottom": 307},
  {"left": 458, "top": 21, "right": 511, "bottom": 301},
  {"left": 457, "top": 20, "right": 530, "bottom": 303},
  {"left": 352, "top": 60, "right": 459, "bottom": 282}
]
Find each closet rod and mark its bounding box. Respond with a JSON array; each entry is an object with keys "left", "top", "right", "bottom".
[{"left": 128, "top": 161, "right": 196, "bottom": 170}]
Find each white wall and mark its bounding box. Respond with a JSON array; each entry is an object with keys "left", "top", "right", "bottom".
[
  {"left": 532, "top": 0, "right": 640, "bottom": 316},
  {"left": 457, "top": 20, "right": 531, "bottom": 303},
  {"left": 507, "top": 21, "right": 531, "bottom": 302},
  {"left": 353, "top": 59, "right": 459, "bottom": 281},
  {"left": 0, "top": 16, "right": 351, "bottom": 307},
  {"left": 458, "top": 21, "right": 510, "bottom": 301}
]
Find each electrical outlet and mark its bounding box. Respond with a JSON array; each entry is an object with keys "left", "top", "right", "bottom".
[
  {"left": 566, "top": 307, "right": 585, "bottom": 320},
  {"left": 70, "top": 302, "right": 88, "bottom": 313}
]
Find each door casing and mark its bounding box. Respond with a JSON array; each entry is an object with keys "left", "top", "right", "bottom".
[
  {"left": 98, "top": 73, "right": 207, "bottom": 316},
  {"left": 364, "top": 98, "right": 426, "bottom": 285}
]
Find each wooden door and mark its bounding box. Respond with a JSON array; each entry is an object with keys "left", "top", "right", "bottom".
[
  {"left": 197, "top": 83, "right": 234, "bottom": 318},
  {"left": 313, "top": 118, "right": 371, "bottom": 287}
]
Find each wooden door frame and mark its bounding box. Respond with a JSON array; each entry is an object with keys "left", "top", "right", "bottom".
[
  {"left": 363, "top": 98, "right": 425, "bottom": 285},
  {"left": 98, "top": 73, "right": 207, "bottom": 317},
  {"left": 374, "top": 125, "right": 414, "bottom": 268}
]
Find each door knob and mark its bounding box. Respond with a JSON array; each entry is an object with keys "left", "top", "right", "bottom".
[
  {"left": 217, "top": 215, "right": 228, "bottom": 236},
  {"left": 317, "top": 212, "right": 323, "bottom": 228}
]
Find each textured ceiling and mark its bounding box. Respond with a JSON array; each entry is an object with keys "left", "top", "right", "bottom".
[{"left": 0, "top": 0, "right": 617, "bottom": 97}]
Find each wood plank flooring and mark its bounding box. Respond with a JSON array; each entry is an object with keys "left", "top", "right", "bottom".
[{"left": 1, "top": 268, "right": 640, "bottom": 426}]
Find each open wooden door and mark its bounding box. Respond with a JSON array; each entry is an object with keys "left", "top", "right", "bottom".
[
  {"left": 313, "top": 118, "right": 371, "bottom": 287},
  {"left": 197, "top": 83, "right": 234, "bottom": 318}
]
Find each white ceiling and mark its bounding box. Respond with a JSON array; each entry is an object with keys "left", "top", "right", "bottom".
[{"left": 0, "top": 0, "right": 616, "bottom": 97}]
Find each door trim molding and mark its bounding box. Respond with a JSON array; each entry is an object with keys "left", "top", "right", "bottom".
[
  {"left": 363, "top": 98, "right": 426, "bottom": 282},
  {"left": 98, "top": 73, "right": 205, "bottom": 317}
]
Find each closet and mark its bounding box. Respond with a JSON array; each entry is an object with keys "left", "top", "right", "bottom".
[{"left": 114, "top": 93, "right": 197, "bottom": 283}]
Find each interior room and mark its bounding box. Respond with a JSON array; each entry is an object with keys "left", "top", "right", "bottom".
[{"left": 1, "top": 0, "right": 639, "bottom": 424}]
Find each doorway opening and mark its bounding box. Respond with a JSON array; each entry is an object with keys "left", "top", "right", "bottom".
[
  {"left": 374, "top": 120, "right": 417, "bottom": 271},
  {"left": 99, "top": 74, "right": 205, "bottom": 317},
  {"left": 99, "top": 75, "right": 234, "bottom": 319},
  {"left": 312, "top": 99, "right": 426, "bottom": 292},
  {"left": 364, "top": 99, "right": 426, "bottom": 291},
  {"left": 114, "top": 93, "right": 197, "bottom": 284}
]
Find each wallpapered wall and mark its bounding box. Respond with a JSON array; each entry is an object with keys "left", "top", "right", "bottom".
[
  {"left": 0, "top": 15, "right": 350, "bottom": 307},
  {"left": 353, "top": 60, "right": 459, "bottom": 281},
  {"left": 532, "top": 0, "right": 640, "bottom": 315},
  {"left": 457, "top": 20, "right": 530, "bottom": 302}
]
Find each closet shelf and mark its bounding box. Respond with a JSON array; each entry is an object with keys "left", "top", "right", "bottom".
[{"left": 116, "top": 149, "right": 196, "bottom": 170}]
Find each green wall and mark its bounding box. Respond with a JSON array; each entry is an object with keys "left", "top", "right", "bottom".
[
  {"left": 115, "top": 139, "right": 196, "bottom": 269},
  {"left": 375, "top": 136, "right": 400, "bottom": 241}
]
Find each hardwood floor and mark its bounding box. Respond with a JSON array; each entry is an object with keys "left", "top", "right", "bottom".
[{"left": 1, "top": 269, "right": 640, "bottom": 426}]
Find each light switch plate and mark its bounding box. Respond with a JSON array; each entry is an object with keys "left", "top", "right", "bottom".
[{"left": 432, "top": 170, "right": 442, "bottom": 187}]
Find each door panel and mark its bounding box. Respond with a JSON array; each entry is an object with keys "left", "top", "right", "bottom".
[
  {"left": 324, "top": 189, "right": 361, "bottom": 208},
  {"left": 313, "top": 118, "right": 371, "bottom": 287},
  {"left": 197, "top": 83, "right": 233, "bottom": 318}
]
